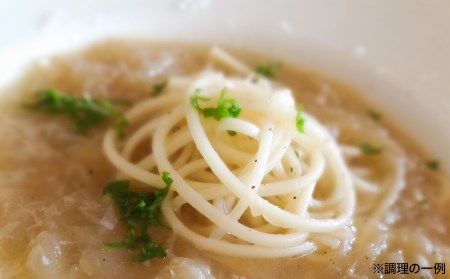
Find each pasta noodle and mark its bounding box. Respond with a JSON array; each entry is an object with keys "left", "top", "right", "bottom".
[{"left": 103, "top": 48, "right": 357, "bottom": 257}]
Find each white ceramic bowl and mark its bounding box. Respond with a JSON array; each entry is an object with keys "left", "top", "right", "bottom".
[{"left": 1, "top": 0, "right": 449, "bottom": 172}]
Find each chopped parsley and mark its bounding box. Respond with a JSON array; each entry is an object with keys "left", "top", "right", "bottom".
[
  {"left": 367, "top": 110, "right": 382, "bottom": 121},
  {"left": 29, "top": 89, "right": 127, "bottom": 135},
  {"left": 296, "top": 106, "right": 305, "bottom": 133},
  {"left": 359, "top": 142, "right": 383, "bottom": 155},
  {"left": 227, "top": 130, "right": 237, "bottom": 136},
  {"left": 151, "top": 79, "right": 169, "bottom": 97},
  {"left": 255, "top": 61, "right": 281, "bottom": 79},
  {"left": 190, "top": 88, "right": 241, "bottom": 120},
  {"left": 418, "top": 199, "right": 429, "bottom": 209},
  {"left": 103, "top": 171, "right": 173, "bottom": 262},
  {"left": 426, "top": 159, "right": 440, "bottom": 171},
  {"left": 113, "top": 115, "right": 128, "bottom": 138}
]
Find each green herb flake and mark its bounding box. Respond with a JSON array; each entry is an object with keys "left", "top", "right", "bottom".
[
  {"left": 113, "top": 116, "right": 128, "bottom": 138},
  {"left": 367, "top": 110, "right": 382, "bottom": 121},
  {"left": 426, "top": 160, "right": 440, "bottom": 171},
  {"left": 151, "top": 79, "right": 169, "bottom": 97},
  {"left": 227, "top": 130, "right": 237, "bottom": 136},
  {"left": 296, "top": 106, "right": 305, "bottom": 133},
  {"left": 29, "top": 89, "right": 127, "bottom": 134},
  {"left": 359, "top": 142, "right": 383, "bottom": 155},
  {"left": 103, "top": 172, "right": 173, "bottom": 262},
  {"left": 190, "top": 88, "right": 241, "bottom": 120},
  {"left": 418, "top": 199, "right": 429, "bottom": 209},
  {"left": 294, "top": 150, "right": 300, "bottom": 158},
  {"left": 255, "top": 61, "right": 281, "bottom": 79}
]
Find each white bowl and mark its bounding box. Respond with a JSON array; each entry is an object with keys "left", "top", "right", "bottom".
[{"left": 1, "top": 0, "right": 449, "bottom": 172}]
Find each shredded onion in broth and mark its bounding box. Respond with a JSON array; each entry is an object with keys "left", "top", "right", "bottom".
[{"left": 0, "top": 41, "right": 449, "bottom": 278}]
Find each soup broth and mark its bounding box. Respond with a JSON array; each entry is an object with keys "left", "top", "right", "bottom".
[{"left": 0, "top": 40, "right": 448, "bottom": 279}]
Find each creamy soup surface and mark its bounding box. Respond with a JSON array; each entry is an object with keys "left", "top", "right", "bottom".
[{"left": 0, "top": 40, "right": 448, "bottom": 279}]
